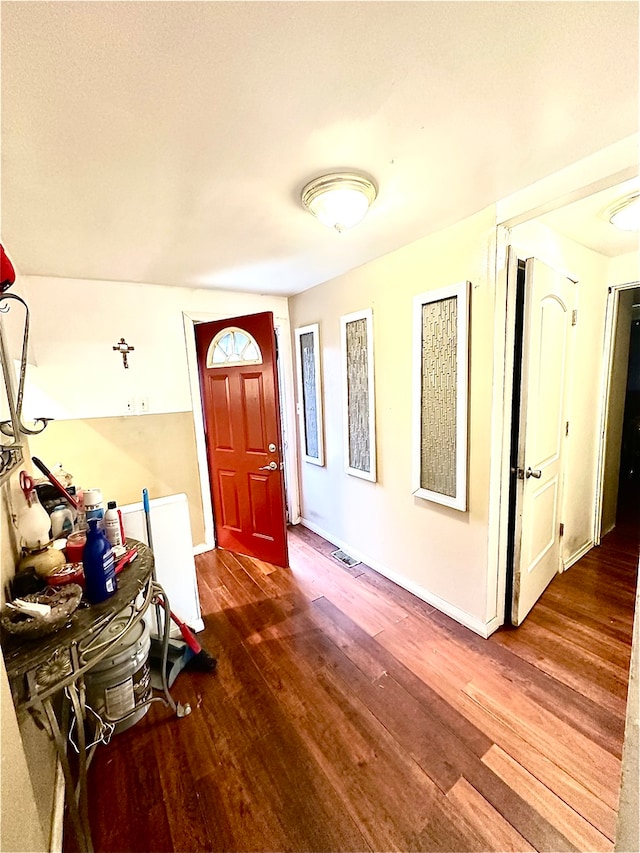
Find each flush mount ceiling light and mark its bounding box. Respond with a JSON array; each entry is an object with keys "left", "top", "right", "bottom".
[
  {"left": 607, "top": 193, "right": 640, "bottom": 232},
  {"left": 301, "top": 172, "right": 377, "bottom": 232}
]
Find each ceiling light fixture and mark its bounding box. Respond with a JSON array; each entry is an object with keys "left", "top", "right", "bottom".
[
  {"left": 608, "top": 193, "right": 640, "bottom": 232},
  {"left": 301, "top": 172, "right": 377, "bottom": 232}
]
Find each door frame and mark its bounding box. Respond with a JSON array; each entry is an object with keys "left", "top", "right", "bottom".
[
  {"left": 486, "top": 137, "right": 637, "bottom": 632},
  {"left": 182, "top": 310, "right": 300, "bottom": 554},
  {"left": 593, "top": 280, "right": 640, "bottom": 545},
  {"left": 492, "top": 244, "right": 577, "bottom": 626},
  {"left": 487, "top": 233, "right": 579, "bottom": 632}
]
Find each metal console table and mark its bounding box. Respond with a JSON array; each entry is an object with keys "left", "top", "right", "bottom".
[{"left": 1, "top": 540, "right": 190, "bottom": 853}]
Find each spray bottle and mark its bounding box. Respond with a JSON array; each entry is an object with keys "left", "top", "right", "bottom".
[{"left": 104, "top": 501, "right": 123, "bottom": 548}]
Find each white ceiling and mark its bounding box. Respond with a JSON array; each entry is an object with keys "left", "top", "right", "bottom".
[
  {"left": 1, "top": 2, "right": 638, "bottom": 296},
  {"left": 537, "top": 177, "right": 639, "bottom": 258}
]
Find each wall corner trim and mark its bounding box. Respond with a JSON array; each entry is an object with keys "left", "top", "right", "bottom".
[
  {"left": 563, "top": 539, "right": 594, "bottom": 572},
  {"left": 299, "top": 518, "right": 493, "bottom": 639}
]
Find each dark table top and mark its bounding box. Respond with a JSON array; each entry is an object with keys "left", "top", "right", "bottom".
[{"left": 1, "top": 540, "right": 154, "bottom": 704}]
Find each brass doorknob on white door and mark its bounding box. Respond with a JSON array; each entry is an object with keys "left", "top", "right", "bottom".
[
  {"left": 259, "top": 461, "right": 278, "bottom": 471},
  {"left": 525, "top": 467, "right": 542, "bottom": 479}
]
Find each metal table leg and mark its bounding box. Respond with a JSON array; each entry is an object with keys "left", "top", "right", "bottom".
[
  {"left": 152, "top": 582, "right": 191, "bottom": 718},
  {"left": 41, "top": 696, "right": 93, "bottom": 853},
  {"left": 67, "top": 680, "right": 93, "bottom": 853}
]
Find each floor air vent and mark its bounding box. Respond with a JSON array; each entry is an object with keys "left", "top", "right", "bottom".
[{"left": 331, "top": 549, "right": 361, "bottom": 568}]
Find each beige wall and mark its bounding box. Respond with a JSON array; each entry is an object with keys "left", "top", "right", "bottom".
[
  {"left": 290, "top": 205, "right": 634, "bottom": 633},
  {"left": 1, "top": 655, "right": 49, "bottom": 853},
  {"left": 1, "top": 467, "right": 56, "bottom": 853},
  {"left": 290, "top": 207, "right": 497, "bottom": 632},
  {"left": 1, "top": 474, "right": 21, "bottom": 599},
  {"left": 29, "top": 412, "right": 206, "bottom": 545},
  {"left": 609, "top": 251, "right": 639, "bottom": 285},
  {"left": 616, "top": 575, "right": 640, "bottom": 852}
]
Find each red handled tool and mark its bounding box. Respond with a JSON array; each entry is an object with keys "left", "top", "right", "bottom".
[
  {"left": 31, "top": 456, "right": 79, "bottom": 510},
  {"left": 114, "top": 548, "right": 138, "bottom": 574},
  {"left": 155, "top": 594, "right": 217, "bottom": 671}
]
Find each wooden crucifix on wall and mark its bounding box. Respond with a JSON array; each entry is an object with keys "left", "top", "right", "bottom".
[{"left": 113, "top": 338, "right": 134, "bottom": 369}]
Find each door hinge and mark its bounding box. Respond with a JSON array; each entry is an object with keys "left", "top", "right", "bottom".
[
  {"left": 559, "top": 522, "right": 565, "bottom": 537},
  {"left": 565, "top": 421, "right": 569, "bottom": 437},
  {"left": 571, "top": 309, "right": 578, "bottom": 326}
]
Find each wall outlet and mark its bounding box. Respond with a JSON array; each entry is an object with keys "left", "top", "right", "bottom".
[
  {"left": 138, "top": 397, "right": 149, "bottom": 413},
  {"left": 125, "top": 398, "right": 136, "bottom": 414}
]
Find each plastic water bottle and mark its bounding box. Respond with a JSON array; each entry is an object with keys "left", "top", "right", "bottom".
[
  {"left": 83, "top": 518, "right": 116, "bottom": 604},
  {"left": 50, "top": 504, "right": 74, "bottom": 539}
]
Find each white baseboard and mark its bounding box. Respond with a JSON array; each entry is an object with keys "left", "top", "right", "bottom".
[
  {"left": 298, "top": 518, "right": 492, "bottom": 638},
  {"left": 49, "top": 760, "right": 65, "bottom": 853},
  {"left": 193, "top": 542, "right": 214, "bottom": 556},
  {"left": 563, "top": 539, "right": 594, "bottom": 571}
]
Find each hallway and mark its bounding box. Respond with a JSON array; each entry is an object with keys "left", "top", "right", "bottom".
[
  {"left": 491, "top": 479, "right": 639, "bottom": 724},
  {"left": 74, "top": 514, "right": 638, "bottom": 852}
]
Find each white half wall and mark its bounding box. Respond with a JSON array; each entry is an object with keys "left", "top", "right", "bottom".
[{"left": 19, "top": 276, "right": 290, "bottom": 421}]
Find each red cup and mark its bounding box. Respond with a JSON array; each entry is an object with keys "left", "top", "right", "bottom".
[{"left": 65, "top": 531, "right": 86, "bottom": 563}]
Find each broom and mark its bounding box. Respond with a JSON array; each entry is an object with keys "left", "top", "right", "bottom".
[
  {"left": 142, "top": 489, "right": 217, "bottom": 673},
  {"left": 155, "top": 594, "right": 216, "bottom": 672}
]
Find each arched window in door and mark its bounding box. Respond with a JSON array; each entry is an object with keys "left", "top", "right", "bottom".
[{"left": 206, "top": 327, "right": 263, "bottom": 367}]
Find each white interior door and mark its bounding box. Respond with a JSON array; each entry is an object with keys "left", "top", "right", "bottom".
[{"left": 512, "top": 257, "right": 574, "bottom": 625}]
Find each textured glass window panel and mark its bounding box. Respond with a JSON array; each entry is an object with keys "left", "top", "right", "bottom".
[
  {"left": 244, "top": 342, "right": 259, "bottom": 361},
  {"left": 346, "top": 318, "right": 370, "bottom": 472},
  {"left": 420, "top": 297, "right": 457, "bottom": 497},
  {"left": 300, "top": 332, "right": 319, "bottom": 459},
  {"left": 212, "top": 343, "right": 227, "bottom": 363},
  {"left": 207, "top": 328, "right": 263, "bottom": 367}
]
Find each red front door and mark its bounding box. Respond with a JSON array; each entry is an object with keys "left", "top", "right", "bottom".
[{"left": 195, "top": 312, "right": 289, "bottom": 567}]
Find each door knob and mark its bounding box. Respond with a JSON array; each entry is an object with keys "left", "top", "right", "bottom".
[
  {"left": 258, "top": 461, "right": 278, "bottom": 471},
  {"left": 525, "top": 467, "right": 542, "bottom": 479}
]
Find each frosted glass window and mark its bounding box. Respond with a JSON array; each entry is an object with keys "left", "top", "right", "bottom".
[
  {"left": 206, "top": 327, "right": 262, "bottom": 367},
  {"left": 341, "top": 309, "right": 376, "bottom": 481},
  {"left": 412, "top": 282, "right": 469, "bottom": 511},
  {"left": 300, "top": 332, "right": 319, "bottom": 458},
  {"left": 294, "top": 324, "right": 324, "bottom": 466},
  {"left": 420, "top": 298, "right": 457, "bottom": 497}
]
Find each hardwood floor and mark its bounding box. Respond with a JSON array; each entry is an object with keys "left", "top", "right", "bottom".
[{"left": 73, "top": 512, "right": 638, "bottom": 852}]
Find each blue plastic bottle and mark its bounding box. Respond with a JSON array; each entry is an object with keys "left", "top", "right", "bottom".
[{"left": 83, "top": 518, "right": 117, "bottom": 604}]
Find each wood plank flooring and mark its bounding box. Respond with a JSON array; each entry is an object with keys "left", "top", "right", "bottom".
[{"left": 71, "top": 513, "right": 638, "bottom": 852}]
